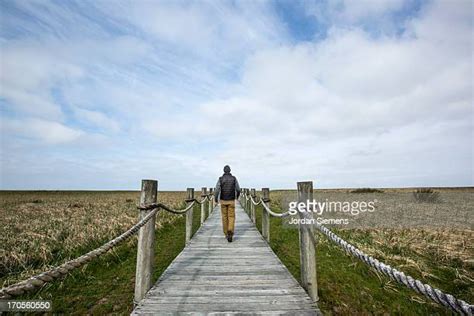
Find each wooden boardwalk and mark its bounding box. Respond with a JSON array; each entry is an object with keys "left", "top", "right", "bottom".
[{"left": 132, "top": 201, "right": 320, "bottom": 315}]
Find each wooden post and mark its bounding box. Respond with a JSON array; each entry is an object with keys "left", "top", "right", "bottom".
[
  {"left": 245, "top": 188, "right": 249, "bottom": 214},
  {"left": 247, "top": 189, "right": 252, "bottom": 218},
  {"left": 201, "top": 187, "right": 207, "bottom": 224},
  {"left": 245, "top": 188, "right": 248, "bottom": 212},
  {"left": 297, "top": 181, "right": 318, "bottom": 302},
  {"left": 262, "top": 188, "right": 270, "bottom": 242},
  {"left": 134, "top": 179, "right": 157, "bottom": 305},
  {"left": 251, "top": 188, "right": 256, "bottom": 224},
  {"left": 185, "top": 188, "right": 194, "bottom": 244},
  {"left": 209, "top": 188, "right": 214, "bottom": 214}
]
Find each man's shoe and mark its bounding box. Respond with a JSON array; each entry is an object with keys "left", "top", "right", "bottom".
[{"left": 228, "top": 231, "right": 233, "bottom": 242}]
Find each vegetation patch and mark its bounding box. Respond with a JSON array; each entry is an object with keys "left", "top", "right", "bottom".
[
  {"left": 350, "top": 188, "right": 384, "bottom": 194},
  {"left": 413, "top": 188, "right": 440, "bottom": 203}
]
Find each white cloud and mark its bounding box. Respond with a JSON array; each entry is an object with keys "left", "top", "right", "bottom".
[
  {"left": 94, "top": 0, "right": 288, "bottom": 59},
  {"left": 1, "top": 118, "right": 83, "bottom": 144},
  {"left": 0, "top": 87, "right": 63, "bottom": 120},
  {"left": 0, "top": 40, "right": 84, "bottom": 120},
  {"left": 74, "top": 108, "right": 120, "bottom": 132},
  {"left": 232, "top": 1, "right": 470, "bottom": 133},
  {"left": 339, "top": 0, "right": 406, "bottom": 21},
  {"left": 305, "top": 0, "right": 408, "bottom": 31},
  {"left": 407, "top": 0, "right": 473, "bottom": 46}
]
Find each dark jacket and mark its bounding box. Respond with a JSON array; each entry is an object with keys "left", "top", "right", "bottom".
[{"left": 214, "top": 172, "right": 241, "bottom": 202}]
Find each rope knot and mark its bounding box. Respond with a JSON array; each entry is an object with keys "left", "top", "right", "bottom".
[{"left": 137, "top": 203, "right": 158, "bottom": 210}]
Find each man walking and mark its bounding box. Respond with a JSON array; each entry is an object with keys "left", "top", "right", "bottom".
[{"left": 214, "top": 165, "right": 241, "bottom": 242}]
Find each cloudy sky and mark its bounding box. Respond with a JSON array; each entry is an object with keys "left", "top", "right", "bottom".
[{"left": 0, "top": 0, "right": 472, "bottom": 190}]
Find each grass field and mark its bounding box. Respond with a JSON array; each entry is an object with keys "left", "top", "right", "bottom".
[
  {"left": 1, "top": 190, "right": 204, "bottom": 314},
  {"left": 255, "top": 189, "right": 473, "bottom": 315},
  {"left": 0, "top": 191, "right": 187, "bottom": 286},
  {"left": 1, "top": 189, "right": 472, "bottom": 315}
]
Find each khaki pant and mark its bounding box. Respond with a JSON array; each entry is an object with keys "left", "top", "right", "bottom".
[{"left": 220, "top": 200, "right": 235, "bottom": 235}]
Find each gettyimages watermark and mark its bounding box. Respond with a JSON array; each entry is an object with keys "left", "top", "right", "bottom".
[
  {"left": 285, "top": 198, "right": 378, "bottom": 227},
  {"left": 278, "top": 190, "right": 473, "bottom": 229}
]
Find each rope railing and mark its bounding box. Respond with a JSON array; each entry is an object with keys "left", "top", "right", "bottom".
[
  {"left": 138, "top": 200, "right": 196, "bottom": 214},
  {"left": 260, "top": 198, "right": 291, "bottom": 218},
  {"left": 0, "top": 190, "right": 214, "bottom": 300},
  {"left": 0, "top": 206, "right": 160, "bottom": 299},
  {"left": 249, "top": 194, "right": 261, "bottom": 205},
  {"left": 246, "top": 192, "right": 290, "bottom": 217},
  {"left": 187, "top": 195, "right": 212, "bottom": 205},
  {"left": 303, "top": 224, "right": 473, "bottom": 315},
  {"left": 241, "top": 186, "right": 473, "bottom": 315}
]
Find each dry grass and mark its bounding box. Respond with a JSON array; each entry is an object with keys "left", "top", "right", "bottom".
[
  {"left": 327, "top": 228, "right": 473, "bottom": 289},
  {"left": 272, "top": 188, "right": 473, "bottom": 229},
  {"left": 268, "top": 188, "right": 474, "bottom": 304},
  {"left": 0, "top": 191, "right": 186, "bottom": 287},
  {"left": 413, "top": 188, "right": 440, "bottom": 203}
]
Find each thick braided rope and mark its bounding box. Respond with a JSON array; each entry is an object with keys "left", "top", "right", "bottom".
[
  {"left": 0, "top": 207, "right": 160, "bottom": 299},
  {"left": 246, "top": 193, "right": 290, "bottom": 217},
  {"left": 306, "top": 224, "right": 473, "bottom": 315},
  {"left": 249, "top": 195, "right": 262, "bottom": 206},
  {"left": 157, "top": 200, "right": 196, "bottom": 214},
  {"left": 192, "top": 195, "right": 212, "bottom": 205},
  {"left": 260, "top": 200, "right": 290, "bottom": 218},
  {"left": 194, "top": 197, "right": 206, "bottom": 205},
  {"left": 138, "top": 200, "right": 196, "bottom": 214}
]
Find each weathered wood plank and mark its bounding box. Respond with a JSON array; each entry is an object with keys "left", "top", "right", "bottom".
[
  {"left": 134, "top": 310, "right": 319, "bottom": 316},
  {"left": 142, "top": 295, "right": 314, "bottom": 304},
  {"left": 132, "top": 201, "right": 320, "bottom": 315},
  {"left": 135, "top": 304, "right": 317, "bottom": 312}
]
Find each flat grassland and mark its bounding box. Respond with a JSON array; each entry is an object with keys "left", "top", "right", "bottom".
[
  {"left": 263, "top": 188, "right": 473, "bottom": 315},
  {"left": 1, "top": 191, "right": 185, "bottom": 285},
  {"left": 1, "top": 189, "right": 473, "bottom": 315}
]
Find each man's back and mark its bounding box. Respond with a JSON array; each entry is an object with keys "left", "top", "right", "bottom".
[
  {"left": 218, "top": 173, "right": 238, "bottom": 201},
  {"left": 215, "top": 165, "right": 240, "bottom": 242}
]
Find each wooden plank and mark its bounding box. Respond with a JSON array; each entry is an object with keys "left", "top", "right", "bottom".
[
  {"left": 134, "top": 310, "right": 319, "bottom": 316},
  {"left": 142, "top": 296, "right": 314, "bottom": 304},
  {"left": 151, "top": 280, "right": 297, "bottom": 287},
  {"left": 159, "top": 275, "right": 296, "bottom": 281},
  {"left": 147, "top": 289, "right": 310, "bottom": 297},
  {"left": 132, "top": 200, "right": 321, "bottom": 315},
  {"left": 135, "top": 304, "right": 317, "bottom": 312}
]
